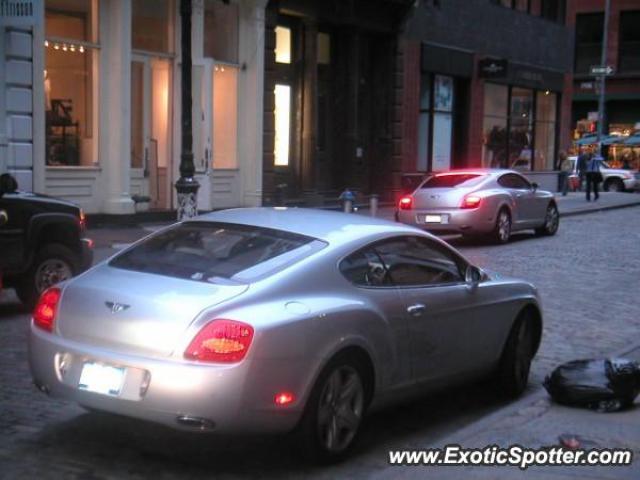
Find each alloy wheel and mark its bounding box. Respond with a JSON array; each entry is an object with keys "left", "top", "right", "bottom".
[
  {"left": 317, "top": 365, "right": 364, "bottom": 453},
  {"left": 513, "top": 321, "right": 533, "bottom": 388},
  {"left": 35, "top": 259, "right": 73, "bottom": 293},
  {"left": 545, "top": 205, "right": 559, "bottom": 234},
  {"left": 498, "top": 211, "right": 511, "bottom": 242}
]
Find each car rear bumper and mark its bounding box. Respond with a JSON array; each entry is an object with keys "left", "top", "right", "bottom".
[
  {"left": 396, "top": 207, "right": 495, "bottom": 235},
  {"left": 28, "top": 324, "right": 303, "bottom": 434}
]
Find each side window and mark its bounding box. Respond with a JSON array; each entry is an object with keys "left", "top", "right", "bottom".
[
  {"left": 340, "top": 248, "right": 390, "bottom": 287},
  {"left": 498, "top": 173, "right": 530, "bottom": 189},
  {"left": 374, "top": 236, "right": 464, "bottom": 287}
]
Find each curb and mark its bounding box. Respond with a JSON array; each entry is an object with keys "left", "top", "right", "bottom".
[
  {"left": 426, "top": 340, "right": 640, "bottom": 448},
  {"left": 559, "top": 199, "right": 640, "bottom": 218}
]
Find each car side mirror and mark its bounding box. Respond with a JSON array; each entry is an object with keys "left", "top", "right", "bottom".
[
  {"left": 465, "top": 265, "right": 483, "bottom": 285},
  {"left": 531, "top": 182, "right": 538, "bottom": 191}
]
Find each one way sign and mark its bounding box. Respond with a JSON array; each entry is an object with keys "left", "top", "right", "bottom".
[{"left": 590, "top": 65, "right": 615, "bottom": 76}]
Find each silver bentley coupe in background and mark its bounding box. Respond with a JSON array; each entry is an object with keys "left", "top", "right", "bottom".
[
  {"left": 29, "top": 208, "right": 542, "bottom": 462},
  {"left": 396, "top": 169, "right": 559, "bottom": 243}
]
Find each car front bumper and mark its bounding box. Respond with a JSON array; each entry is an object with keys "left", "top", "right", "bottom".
[
  {"left": 396, "top": 207, "right": 496, "bottom": 235},
  {"left": 28, "top": 324, "right": 304, "bottom": 434}
]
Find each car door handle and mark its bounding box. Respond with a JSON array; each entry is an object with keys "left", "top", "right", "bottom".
[{"left": 407, "top": 303, "right": 426, "bottom": 316}]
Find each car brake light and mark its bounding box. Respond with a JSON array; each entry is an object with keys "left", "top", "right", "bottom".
[
  {"left": 461, "top": 195, "right": 481, "bottom": 209},
  {"left": 399, "top": 195, "right": 413, "bottom": 210},
  {"left": 184, "top": 319, "right": 254, "bottom": 363},
  {"left": 79, "top": 209, "right": 86, "bottom": 230},
  {"left": 274, "top": 391, "right": 295, "bottom": 406},
  {"left": 33, "top": 287, "right": 61, "bottom": 332}
]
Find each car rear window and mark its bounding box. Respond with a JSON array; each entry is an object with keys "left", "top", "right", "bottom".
[
  {"left": 421, "top": 174, "right": 484, "bottom": 189},
  {"left": 110, "top": 222, "right": 320, "bottom": 283}
]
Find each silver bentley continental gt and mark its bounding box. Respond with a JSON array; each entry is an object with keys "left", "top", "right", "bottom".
[
  {"left": 29, "top": 208, "right": 542, "bottom": 462},
  {"left": 396, "top": 169, "right": 559, "bottom": 243}
]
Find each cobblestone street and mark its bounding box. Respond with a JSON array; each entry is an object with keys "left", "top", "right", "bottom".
[{"left": 1, "top": 206, "right": 639, "bottom": 479}]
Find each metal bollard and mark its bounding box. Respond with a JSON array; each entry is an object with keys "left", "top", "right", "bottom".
[
  {"left": 343, "top": 199, "right": 353, "bottom": 213},
  {"left": 369, "top": 194, "right": 379, "bottom": 217}
]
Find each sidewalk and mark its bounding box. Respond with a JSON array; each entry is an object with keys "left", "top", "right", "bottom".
[{"left": 375, "top": 344, "right": 640, "bottom": 480}]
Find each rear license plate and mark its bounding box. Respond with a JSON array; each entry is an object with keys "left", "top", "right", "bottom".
[
  {"left": 425, "top": 214, "right": 443, "bottom": 223},
  {"left": 78, "top": 362, "right": 125, "bottom": 396}
]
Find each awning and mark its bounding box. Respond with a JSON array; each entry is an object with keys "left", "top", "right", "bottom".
[
  {"left": 574, "top": 134, "right": 628, "bottom": 146},
  {"left": 623, "top": 135, "right": 640, "bottom": 146}
]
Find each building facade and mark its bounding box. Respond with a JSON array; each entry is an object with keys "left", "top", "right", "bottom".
[
  {"left": 569, "top": 0, "right": 640, "bottom": 169},
  {"left": 397, "top": 0, "right": 573, "bottom": 193},
  {"left": 2, "top": 0, "right": 267, "bottom": 214}
]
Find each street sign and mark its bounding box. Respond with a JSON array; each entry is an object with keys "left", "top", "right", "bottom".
[{"left": 590, "top": 65, "right": 614, "bottom": 76}]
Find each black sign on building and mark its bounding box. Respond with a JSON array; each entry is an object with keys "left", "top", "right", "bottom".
[{"left": 478, "top": 58, "right": 508, "bottom": 79}]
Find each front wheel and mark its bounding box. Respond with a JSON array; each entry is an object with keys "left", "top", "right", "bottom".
[
  {"left": 496, "top": 314, "right": 535, "bottom": 398},
  {"left": 535, "top": 203, "right": 559, "bottom": 236},
  {"left": 15, "top": 243, "right": 79, "bottom": 308},
  {"left": 296, "top": 354, "right": 368, "bottom": 464},
  {"left": 604, "top": 178, "right": 624, "bottom": 192}
]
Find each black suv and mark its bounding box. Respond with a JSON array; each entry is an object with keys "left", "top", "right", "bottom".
[{"left": 0, "top": 173, "right": 93, "bottom": 307}]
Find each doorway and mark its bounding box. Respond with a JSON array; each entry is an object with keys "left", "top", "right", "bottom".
[{"left": 130, "top": 55, "right": 171, "bottom": 209}]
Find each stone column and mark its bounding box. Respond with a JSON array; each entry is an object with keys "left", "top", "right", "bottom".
[
  {"left": 237, "top": 0, "right": 267, "bottom": 207},
  {"left": 101, "top": 0, "right": 134, "bottom": 214}
]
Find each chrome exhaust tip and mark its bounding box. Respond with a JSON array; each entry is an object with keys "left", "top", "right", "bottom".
[{"left": 176, "top": 415, "right": 215, "bottom": 431}]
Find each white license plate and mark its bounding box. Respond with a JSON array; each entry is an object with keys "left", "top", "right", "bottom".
[
  {"left": 78, "top": 362, "right": 125, "bottom": 396},
  {"left": 425, "top": 214, "right": 443, "bottom": 223}
]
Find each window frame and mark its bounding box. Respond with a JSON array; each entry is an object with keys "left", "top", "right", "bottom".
[{"left": 498, "top": 172, "right": 532, "bottom": 190}]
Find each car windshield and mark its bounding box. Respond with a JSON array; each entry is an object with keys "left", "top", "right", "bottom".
[
  {"left": 421, "top": 174, "right": 485, "bottom": 189},
  {"left": 110, "top": 222, "right": 318, "bottom": 282}
]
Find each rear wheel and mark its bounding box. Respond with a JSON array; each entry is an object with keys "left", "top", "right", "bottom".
[
  {"left": 15, "top": 243, "right": 79, "bottom": 308},
  {"left": 496, "top": 313, "right": 535, "bottom": 398},
  {"left": 491, "top": 209, "right": 511, "bottom": 244},
  {"left": 535, "top": 203, "right": 559, "bottom": 236},
  {"left": 604, "top": 178, "right": 624, "bottom": 192},
  {"left": 296, "top": 353, "right": 368, "bottom": 464}
]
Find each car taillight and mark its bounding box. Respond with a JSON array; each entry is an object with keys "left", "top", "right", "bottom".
[
  {"left": 461, "top": 195, "right": 481, "bottom": 209},
  {"left": 398, "top": 195, "right": 413, "bottom": 210},
  {"left": 33, "top": 287, "right": 61, "bottom": 332},
  {"left": 79, "top": 209, "right": 86, "bottom": 230},
  {"left": 184, "top": 319, "right": 254, "bottom": 363}
]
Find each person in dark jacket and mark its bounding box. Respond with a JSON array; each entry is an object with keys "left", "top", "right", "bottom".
[
  {"left": 585, "top": 152, "right": 603, "bottom": 202},
  {"left": 576, "top": 148, "right": 591, "bottom": 192}
]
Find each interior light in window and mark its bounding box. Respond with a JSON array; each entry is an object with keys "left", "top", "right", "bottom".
[
  {"left": 275, "top": 26, "right": 291, "bottom": 64},
  {"left": 274, "top": 84, "right": 291, "bottom": 166}
]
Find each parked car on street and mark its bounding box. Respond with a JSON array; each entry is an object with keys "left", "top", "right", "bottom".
[
  {"left": 0, "top": 173, "right": 93, "bottom": 307},
  {"left": 29, "top": 208, "right": 542, "bottom": 462},
  {"left": 567, "top": 156, "right": 638, "bottom": 192},
  {"left": 396, "top": 170, "right": 559, "bottom": 243}
]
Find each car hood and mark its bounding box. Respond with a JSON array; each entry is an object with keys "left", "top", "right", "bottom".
[
  {"left": 56, "top": 264, "right": 249, "bottom": 357},
  {"left": 2, "top": 190, "right": 81, "bottom": 215}
]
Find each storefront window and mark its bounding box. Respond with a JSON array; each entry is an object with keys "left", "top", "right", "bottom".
[
  {"left": 274, "top": 84, "right": 291, "bottom": 166},
  {"left": 482, "top": 83, "right": 509, "bottom": 168},
  {"left": 204, "top": 0, "right": 238, "bottom": 63},
  {"left": 483, "top": 83, "right": 558, "bottom": 170},
  {"left": 509, "top": 88, "right": 533, "bottom": 170},
  {"left": 132, "top": 0, "right": 174, "bottom": 54},
  {"left": 417, "top": 74, "right": 454, "bottom": 172},
  {"left": 275, "top": 26, "right": 291, "bottom": 64},
  {"left": 45, "top": 0, "right": 99, "bottom": 167}
]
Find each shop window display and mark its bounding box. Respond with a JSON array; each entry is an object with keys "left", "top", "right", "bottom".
[{"left": 45, "top": 0, "right": 98, "bottom": 167}]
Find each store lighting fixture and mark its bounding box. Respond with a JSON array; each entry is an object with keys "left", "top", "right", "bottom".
[{"left": 45, "top": 41, "right": 87, "bottom": 54}]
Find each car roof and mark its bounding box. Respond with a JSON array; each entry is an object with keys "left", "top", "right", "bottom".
[
  {"left": 429, "top": 169, "right": 519, "bottom": 177},
  {"left": 193, "top": 207, "right": 419, "bottom": 244}
]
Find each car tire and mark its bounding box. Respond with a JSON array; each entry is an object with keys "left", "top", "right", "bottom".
[
  {"left": 535, "top": 203, "right": 559, "bottom": 236},
  {"left": 15, "top": 243, "right": 79, "bottom": 308},
  {"left": 603, "top": 178, "right": 624, "bottom": 193},
  {"left": 496, "top": 312, "right": 535, "bottom": 398},
  {"left": 490, "top": 208, "right": 511, "bottom": 244},
  {"left": 295, "top": 353, "right": 369, "bottom": 464}
]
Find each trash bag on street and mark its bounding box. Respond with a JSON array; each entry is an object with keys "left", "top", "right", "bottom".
[{"left": 543, "top": 358, "right": 640, "bottom": 412}]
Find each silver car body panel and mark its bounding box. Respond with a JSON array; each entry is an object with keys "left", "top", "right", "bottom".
[
  {"left": 29, "top": 208, "right": 541, "bottom": 433},
  {"left": 397, "top": 169, "right": 555, "bottom": 235}
]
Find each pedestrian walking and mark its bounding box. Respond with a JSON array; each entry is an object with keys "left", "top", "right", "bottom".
[
  {"left": 559, "top": 151, "right": 572, "bottom": 196},
  {"left": 576, "top": 148, "right": 590, "bottom": 192},
  {"left": 585, "top": 151, "right": 603, "bottom": 202}
]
